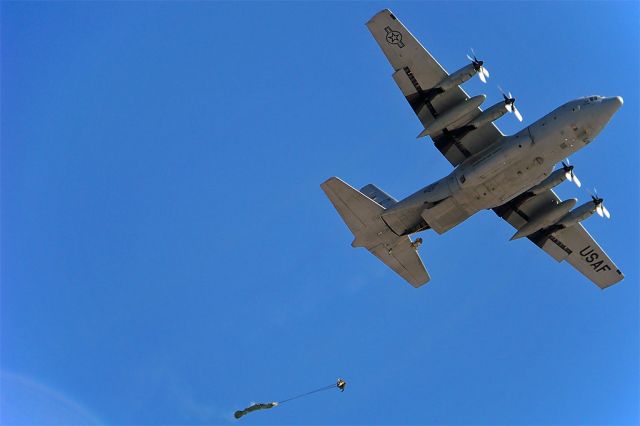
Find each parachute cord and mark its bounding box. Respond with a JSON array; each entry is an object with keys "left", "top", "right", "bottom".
[{"left": 278, "top": 384, "right": 337, "bottom": 404}]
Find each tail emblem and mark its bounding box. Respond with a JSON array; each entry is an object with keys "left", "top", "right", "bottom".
[{"left": 384, "top": 26, "right": 405, "bottom": 48}]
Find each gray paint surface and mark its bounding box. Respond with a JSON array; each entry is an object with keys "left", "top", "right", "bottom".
[{"left": 322, "top": 9, "right": 624, "bottom": 289}]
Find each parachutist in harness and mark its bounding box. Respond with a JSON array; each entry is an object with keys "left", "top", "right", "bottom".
[
  {"left": 410, "top": 237, "right": 423, "bottom": 250},
  {"left": 234, "top": 378, "right": 347, "bottom": 419}
]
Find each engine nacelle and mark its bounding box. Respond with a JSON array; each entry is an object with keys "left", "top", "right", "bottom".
[
  {"left": 434, "top": 63, "right": 477, "bottom": 92},
  {"left": 417, "top": 95, "right": 486, "bottom": 138},
  {"left": 528, "top": 168, "right": 569, "bottom": 195},
  {"left": 556, "top": 200, "right": 598, "bottom": 228},
  {"left": 510, "top": 199, "right": 577, "bottom": 240},
  {"left": 465, "top": 101, "right": 509, "bottom": 129}
]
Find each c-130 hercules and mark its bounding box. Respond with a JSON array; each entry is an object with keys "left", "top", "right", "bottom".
[{"left": 321, "top": 9, "right": 624, "bottom": 289}]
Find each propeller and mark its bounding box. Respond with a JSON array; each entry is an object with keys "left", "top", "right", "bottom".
[
  {"left": 467, "top": 48, "right": 490, "bottom": 83},
  {"left": 561, "top": 158, "right": 582, "bottom": 188},
  {"left": 498, "top": 86, "right": 523, "bottom": 122},
  {"left": 591, "top": 189, "right": 611, "bottom": 219}
]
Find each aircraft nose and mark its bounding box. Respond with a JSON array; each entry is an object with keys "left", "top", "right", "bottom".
[{"left": 603, "top": 96, "right": 623, "bottom": 116}]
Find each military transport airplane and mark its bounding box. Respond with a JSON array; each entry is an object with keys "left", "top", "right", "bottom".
[{"left": 321, "top": 9, "right": 624, "bottom": 289}]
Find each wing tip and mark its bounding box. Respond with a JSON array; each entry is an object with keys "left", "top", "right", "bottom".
[
  {"left": 409, "top": 276, "right": 431, "bottom": 288},
  {"left": 320, "top": 176, "right": 343, "bottom": 192},
  {"left": 597, "top": 271, "right": 625, "bottom": 290},
  {"left": 366, "top": 8, "right": 395, "bottom": 26}
]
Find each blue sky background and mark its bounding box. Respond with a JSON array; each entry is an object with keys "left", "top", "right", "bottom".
[{"left": 2, "top": 2, "right": 638, "bottom": 425}]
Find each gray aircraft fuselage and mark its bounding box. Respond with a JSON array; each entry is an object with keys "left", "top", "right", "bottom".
[{"left": 381, "top": 96, "right": 623, "bottom": 236}]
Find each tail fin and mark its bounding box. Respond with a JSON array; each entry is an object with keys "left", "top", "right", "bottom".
[
  {"left": 321, "top": 177, "right": 430, "bottom": 287},
  {"left": 360, "top": 184, "right": 398, "bottom": 209}
]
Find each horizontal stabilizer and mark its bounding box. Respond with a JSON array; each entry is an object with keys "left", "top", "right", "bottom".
[
  {"left": 321, "top": 177, "right": 430, "bottom": 287},
  {"left": 320, "top": 177, "right": 386, "bottom": 240},
  {"left": 368, "top": 237, "right": 430, "bottom": 287}
]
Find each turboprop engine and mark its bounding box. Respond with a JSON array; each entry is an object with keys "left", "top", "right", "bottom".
[
  {"left": 510, "top": 199, "right": 577, "bottom": 240},
  {"left": 432, "top": 50, "right": 490, "bottom": 93},
  {"left": 511, "top": 192, "right": 610, "bottom": 241},
  {"left": 464, "top": 88, "right": 525, "bottom": 130},
  {"left": 519, "top": 193, "right": 612, "bottom": 241},
  {"left": 426, "top": 88, "right": 525, "bottom": 139},
  {"left": 463, "top": 100, "right": 509, "bottom": 129},
  {"left": 556, "top": 193, "right": 611, "bottom": 228},
  {"left": 423, "top": 50, "right": 491, "bottom": 102},
  {"left": 529, "top": 160, "right": 582, "bottom": 195},
  {"left": 434, "top": 64, "right": 479, "bottom": 93},
  {"left": 418, "top": 95, "right": 486, "bottom": 138}
]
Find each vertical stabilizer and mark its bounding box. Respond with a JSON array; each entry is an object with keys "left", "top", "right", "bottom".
[{"left": 360, "top": 184, "right": 398, "bottom": 209}]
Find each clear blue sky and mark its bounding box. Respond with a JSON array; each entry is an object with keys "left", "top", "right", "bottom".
[{"left": 2, "top": 2, "right": 638, "bottom": 425}]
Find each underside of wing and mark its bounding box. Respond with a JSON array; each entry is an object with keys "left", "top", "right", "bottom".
[
  {"left": 366, "top": 9, "right": 504, "bottom": 166},
  {"left": 553, "top": 225, "right": 624, "bottom": 289},
  {"left": 494, "top": 189, "right": 624, "bottom": 289}
]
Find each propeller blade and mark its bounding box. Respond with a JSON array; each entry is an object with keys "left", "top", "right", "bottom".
[
  {"left": 603, "top": 205, "right": 611, "bottom": 219},
  {"left": 478, "top": 71, "right": 487, "bottom": 83},
  {"left": 482, "top": 66, "right": 490, "bottom": 78},
  {"left": 596, "top": 204, "right": 604, "bottom": 217},
  {"left": 467, "top": 54, "right": 474, "bottom": 62},
  {"left": 565, "top": 171, "right": 573, "bottom": 181},
  {"left": 505, "top": 102, "right": 513, "bottom": 112},
  {"left": 572, "top": 173, "right": 582, "bottom": 188},
  {"left": 513, "top": 107, "right": 523, "bottom": 122}
]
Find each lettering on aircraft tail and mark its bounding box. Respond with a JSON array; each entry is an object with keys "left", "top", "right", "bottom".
[
  {"left": 579, "top": 245, "right": 612, "bottom": 272},
  {"left": 384, "top": 27, "right": 405, "bottom": 48}
]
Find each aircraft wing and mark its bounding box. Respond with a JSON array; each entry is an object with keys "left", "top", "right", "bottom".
[
  {"left": 493, "top": 190, "right": 624, "bottom": 289},
  {"left": 366, "top": 9, "right": 503, "bottom": 166}
]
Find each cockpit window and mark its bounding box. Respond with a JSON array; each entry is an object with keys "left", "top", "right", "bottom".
[{"left": 589, "top": 96, "right": 598, "bottom": 101}]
